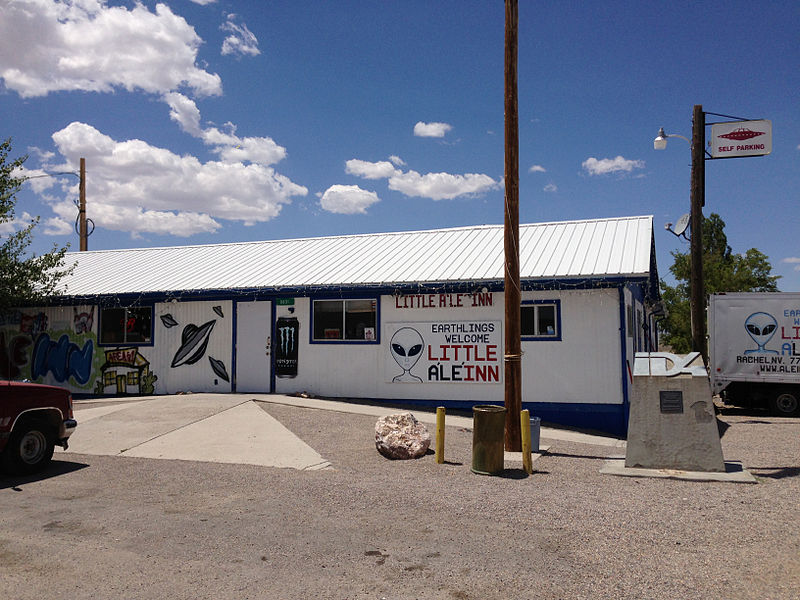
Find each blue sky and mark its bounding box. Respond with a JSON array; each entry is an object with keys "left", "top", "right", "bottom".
[{"left": 2, "top": 0, "right": 799, "bottom": 290}]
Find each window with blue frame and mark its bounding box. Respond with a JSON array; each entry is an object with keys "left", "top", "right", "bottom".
[
  {"left": 99, "top": 306, "right": 153, "bottom": 345},
  {"left": 521, "top": 300, "right": 561, "bottom": 340},
  {"left": 311, "top": 298, "right": 377, "bottom": 342}
]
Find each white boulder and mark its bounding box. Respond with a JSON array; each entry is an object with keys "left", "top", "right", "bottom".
[{"left": 374, "top": 412, "right": 431, "bottom": 460}]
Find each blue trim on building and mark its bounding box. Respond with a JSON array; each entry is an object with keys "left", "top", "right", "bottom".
[
  {"left": 308, "top": 295, "right": 381, "bottom": 345},
  {"left": 520, "top": 298, "right": 562, "bottom": 342},
  {"left": 526, "top": 401, "right": 626, "bottom": 437},
  {"left": 320, "top": 396, "right": 627, "bottom": 437},
  {"left": 96, "top": 303, "right": 156, "bottom": 348},
  {"left": 231, "top": 300, "right": 239, "bottom": 393},
  {"left": 618, "top": 286, "right": 630, "bottom": 436},
  {"left": 49, "top": 274, "right": 653, "bottom": 307},
  {"left": 270, "top": 300, "right": 277, "bottom": 394}
]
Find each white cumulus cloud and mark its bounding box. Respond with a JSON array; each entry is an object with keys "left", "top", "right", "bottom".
[
  {"left": 543, "top": 183, "right": 558, "bottom": 193},
  {"left": 582, "top": 156, "right": 645, "bottom": 176},
  {"left": 783, "top": 257, "right": 800, "bottom": 271},
  {"left": 413, "top": 121, "right": 453, "bottom": 138},
  {"left": 388, "top": 170, "right": 498, "bottom": 200},
  {"left": 164, "top": 92, "right": 204, "bottom": 137},
  {"left": 0, "top": 211, "right": 33, "bottom": 235},
  {"left": 0, "top": 0, "right": 221, "bottom": 98},
  {"left": 345, "top": 159, "right": 399, "bottom": 180},
  {"left": 346, "top": 159, "right": 499, "bottom": 201},
  {"left": 30, "top": 121, "right": 307, "bottom": 238},
  {"left": 164, "top": 93, "right": 286, "bottom": 165},
  {"left": 529, "top": 165, "right": 546, "bottom": 173},
  {"left": 220, "top": 13, "right": 260, "bottom": 57},
  {"left": 42, "top": 216, "right": 74, "bottom": 236},
  {"left": 319, "top": 185, "right": 380, "bottom": 215},
  {"left": 0, "top": 209, "right": 70, "bottom": 237}
]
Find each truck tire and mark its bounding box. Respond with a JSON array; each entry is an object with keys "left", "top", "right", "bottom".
[
  {"left": 770, "top": 389, "right": 800, "bottom": 417},
  {"left": 1, "top": 420, "right": 56, "bottom": 475}
]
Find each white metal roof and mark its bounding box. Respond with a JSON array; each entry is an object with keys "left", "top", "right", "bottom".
[{"left": 58, "top": 215, "right": 655, "bottom": 297}]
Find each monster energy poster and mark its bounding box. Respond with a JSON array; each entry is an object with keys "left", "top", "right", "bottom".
[{"left": 275, "top": 317, "right": 299, "bottom": 378}]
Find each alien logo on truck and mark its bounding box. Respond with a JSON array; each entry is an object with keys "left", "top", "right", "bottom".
[{"left": 744, "top": 312, "right": 779, "bottom": 355}]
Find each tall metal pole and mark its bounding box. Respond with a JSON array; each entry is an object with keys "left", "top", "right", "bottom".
[
  {"left": 79, "top": 157, "right": 87, "bottom": 251},
  {"left": 690, "top": 106, "right": 705, "bottom": 362},
  {"left": 503, "top": 0, "right": 522, "bottom": 451}
]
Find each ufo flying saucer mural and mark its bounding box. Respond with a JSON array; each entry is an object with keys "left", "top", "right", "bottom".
[
  {"left": 209, "top": 356, "right": 230, "bottom": 382},
  {"left": 160, "top": 313, "right": 178, "bottom": 328},
  {"left": 171, "top": 319, "right": 216, "bottom": 368}
]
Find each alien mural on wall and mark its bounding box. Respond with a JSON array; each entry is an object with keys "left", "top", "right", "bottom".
[
  {"left": 389, "top": 327, "right": 425, "bottom": 382},
  {"left": 387, "top": 320, "right": 502, "bottom": 385}
]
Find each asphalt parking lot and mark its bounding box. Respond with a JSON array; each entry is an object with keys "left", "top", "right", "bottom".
[{"left": 1, "top": 395, "right": 798, "bottom": 600}]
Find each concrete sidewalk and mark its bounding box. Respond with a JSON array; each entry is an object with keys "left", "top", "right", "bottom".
[
  {"left": 70, "top": 394, "right": 332, "bottom": 470},
  {"left": 245, "top": 393, "right": 626, "bottom": 447},
  {"left": 70, "top": 393, "right": 625, "bottom": 470}
]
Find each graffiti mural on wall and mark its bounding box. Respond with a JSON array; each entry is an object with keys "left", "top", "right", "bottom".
[
  {"left": 0, "top": 331, "right": 31, "bottom": 380},
  {"left": 73, "top": 306, "right": 94, "bottom": 334},
  {"left": 0, "top": 309, "right": 101, "bottom": 388},
  {"left": 94, "top": 347, "right": 157, "bottom": 395},
  {"left": 164, "top": 306, "right": 230, "bottom": 384},
  {"left": 31, "top": 333, "right": 94, "bottom": 384},
  {"left": 0, "top": 307, "right": 164, "bottom": 395},
  {"left": 20, "top": 311, "right": 49, "bottom": 336}
]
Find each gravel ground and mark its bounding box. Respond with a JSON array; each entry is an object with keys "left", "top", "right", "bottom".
[{"left": 1, "top": 402, "right": 798, "bottom": 600}]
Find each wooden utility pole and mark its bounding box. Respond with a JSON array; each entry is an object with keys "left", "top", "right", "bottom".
[
  {"left": 79, "top": 157, "right": 87, "bottom": 251},
  {"left": 689, "top": 106, "right": 705, "bottom": 361},
  {"left": 503, "top": 0, "right": 522, "bottom": 451}
]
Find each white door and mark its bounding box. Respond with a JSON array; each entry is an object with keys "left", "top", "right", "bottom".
[{"left": 235, "top": 300, "right": 272, "bottom": 392}]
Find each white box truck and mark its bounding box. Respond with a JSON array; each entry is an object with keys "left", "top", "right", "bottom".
[{"left": 708, "top": 292, "right": 800, "bottom": 416}]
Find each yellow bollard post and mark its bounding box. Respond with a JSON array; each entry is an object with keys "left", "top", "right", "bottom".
[
  {"left": 520, "top": 409, "right": 532, "bottom": 474},
  {"left": 436, "top": 406, "right": 446, "bottom": 464}
]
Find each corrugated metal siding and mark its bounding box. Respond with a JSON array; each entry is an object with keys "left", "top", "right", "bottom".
[{"left": 59, "top": 215, "right": 654, "bottom": 297}]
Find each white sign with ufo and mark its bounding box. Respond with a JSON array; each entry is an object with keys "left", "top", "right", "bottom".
[{"left": 710, "top": 119, "right": 772, "bottom": 158}]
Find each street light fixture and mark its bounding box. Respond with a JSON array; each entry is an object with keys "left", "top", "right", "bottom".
[{"left": 653, "top": 127, "right": 690, "bottom": 150}]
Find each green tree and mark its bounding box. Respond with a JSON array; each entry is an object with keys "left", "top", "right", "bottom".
[
  {"left": 0, "top": 137, "right": 73, "bottom": 316},
  {"left": 659, "top": 213, "right": 780, "bottom": 353}
]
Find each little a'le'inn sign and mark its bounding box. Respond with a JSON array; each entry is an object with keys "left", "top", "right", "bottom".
[{"left": 710, "top": 119, "right": 772, "bottom": 159}]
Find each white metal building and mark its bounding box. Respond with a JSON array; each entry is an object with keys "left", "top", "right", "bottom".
[{"left": 1, "top": 215, "right": 661, "bottom": 435}]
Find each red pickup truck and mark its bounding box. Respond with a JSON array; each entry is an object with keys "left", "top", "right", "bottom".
[{"left": 1, "top": 381, "right": 77, "bottom": 475}]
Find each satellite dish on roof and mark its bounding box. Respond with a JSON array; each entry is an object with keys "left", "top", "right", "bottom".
[{"left": 673, "top": 213, "right": 690, "bottom": 237}]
